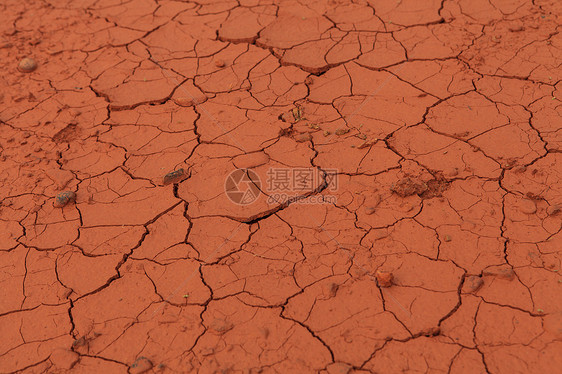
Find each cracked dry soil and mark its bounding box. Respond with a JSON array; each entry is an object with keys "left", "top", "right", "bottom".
[{"left": 1, "top": 0, "right": 561, "bottom": 373}]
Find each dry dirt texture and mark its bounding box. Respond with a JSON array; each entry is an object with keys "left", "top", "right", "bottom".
[{"left": 1, "top": 0, "right": 562, "bottom": 373}]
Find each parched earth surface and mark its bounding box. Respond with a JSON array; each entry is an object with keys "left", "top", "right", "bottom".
[{"left": 1, "top": 0, "right": 562, "bottom": 373}]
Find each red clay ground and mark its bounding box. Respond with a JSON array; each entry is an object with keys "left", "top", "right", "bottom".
[{"left": 1, "top": 0, "right": 561, "bottom": 373}]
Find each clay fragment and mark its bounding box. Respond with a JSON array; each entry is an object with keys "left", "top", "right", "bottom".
[
  {"left": 463, "top": 275, "right": 484, "bottom": 293},
  {"left": 391, "top": 177, "right": 449, "bottom": 199},
  {"left": 53, "top": 191, "right": 76, "bottom": 208},
  {"left": 52, "top": 123, "right": 79, "bottom": 143},
  {"left": 335, "top": 128, "right": 349, "bottom": 136},
  {"left": 211, "top": 319, "right": 234, "bottom": 334},
  {"left": 326, "top": 362, "right": 352, "bottom": 374},
  {"left": 18, "top": 57, "right": 37, "bottom": 72},
  {"left": 391, "top": 178, "right": 427, "bottom": 197},
  {"left": 375, "top": 270, "right": 393, "bottom": 287},
  {"left": 547, "top": 205, "right": 561, "bottom": 216},
  {"left": 483, "top": 265, "right": 515, "bottom": 280},
  {"left": 350, "top": 265, "right": 367, "bottom": 278},
  {"left": 69, "top": 109, "right": 81, "bottom": 117},
  {"left": 71, "top": 336, "right": 88, "bottom": 354},
  {"left": 163, "top": 168, "right": 188, "bottom": 185},
  {"left": 445, "top": 168, "right": 459, "bottom": 177},
  {"left": 324, "top": 282, "right": 339, "bottom": 298},
  {"left": 173, "top": 97, "right": 194, "bottom": 107},
  {"left": 173, "top": 93, "right": 206, "bottom": 107},
  {"left": 50, "top": 348, "right": 79, "bottom": 370},
  {"left": 364, "top": 206, "right": 376, "bottom": 215},
  {"left": 526, "top": 191, "right": 542, "bottom": 201},
  {"left": 357, "top": 140, "right": 375, "bottom": 149},
  {"left": 278, "top": 127, "right": 293, "bottom": 136},
  {"left": 295, "top": 133, "right": 312, "bottom": 143},
  {"left": 215, "top": 59, "right": 226, "bottom": 67},
  {"left": 192, "top": 95, "right": 207, "bottom": 105},
  {"left": 421, "top": 326, "right": 441, "bottom": 337},
  {"left": 130, "top": 357, "right": 153, "bottom": 374},
  {"left": 72, "top": 336, "right": 87, "bottom": 348}
]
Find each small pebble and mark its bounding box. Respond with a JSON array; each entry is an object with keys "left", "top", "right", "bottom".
[
  {"left": 335, "top": 128, "right": 350, "bottom": 136},
  {"left": 129, "top": 357, "right": 153, "bottom": 374},
  {"left": 446, "top": 168, "right": 459, "bottom": 177},
  {"left": 364, "top": 206, "right": 376, "bottom": 215},
  {"left": 375, "top": 270, "right": 393, "bottom": 287},
  {"left": 509, "top": 26, "right": 525, "bottom": 32},
  {"left": 18, "top": 57, "right": 37, "bottom": 73},
  {"left": 215, "top": 59, "right": 226, "bottom": 68},
  {"left": 53, "top": 191, "right": 76, "bottom": 208},
  {"left": 444, "top": 234, "right": 452, "bottom": 242},
  {"left": 163, "top": 168, "right": 188, "bottom": 185}
]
